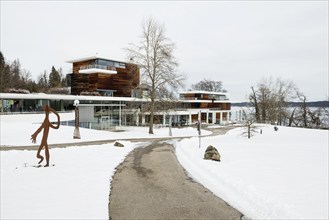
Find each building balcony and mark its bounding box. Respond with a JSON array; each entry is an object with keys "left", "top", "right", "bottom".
[
  {"left": 79, "top": 65, "right": 117, "bottom": 74},
  {"left": 181, "top": 97, "right": 228, "bottom": 101}
]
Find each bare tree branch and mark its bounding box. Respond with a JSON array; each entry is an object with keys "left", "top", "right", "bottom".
[{"left": 124, "top": 17, "right": 185, "bottom": 134}]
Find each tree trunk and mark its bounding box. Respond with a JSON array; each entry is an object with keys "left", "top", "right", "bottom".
[
  {"left": 149, "top": 87, "right": 155, "bottom": 134},
  {"left": 251, "top": 86, "right": 260, "bottom": 122},
  {"left": 248, "top": 124, "right": 251, "bottom": 139},
  {"left": 149, "top": 110, "right": 154, "bottom": 134},
  {"left": 148, "top": 99, "right": 154, "bottom": 134},
  {"left": 302, "top": 97, "right": 308, "bottom": 128},
  {"left": 288, "top": 108, "right": 296, "bottom": 127}
]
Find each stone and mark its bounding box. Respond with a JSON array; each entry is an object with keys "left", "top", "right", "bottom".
[
  {"left": 204, "top": 145, "right": 221, "bottom": 162},
  {"left": 114, "top": 141, "right": 124, "bottom": 147}
]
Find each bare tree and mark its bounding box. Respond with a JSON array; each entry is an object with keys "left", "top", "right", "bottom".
[
  {"left": 37, "top": 71, "right": 49, "bottom": 92},
  {"left": 250, "top": 86, "right": 260, "bottom": 122},
  {"left": 249, "top": 77, "right": 296, "bottom": 124},
  {"left": 294, "top": 91, "right": 309, "bottom": 127},
  {"left": 321, "top": 97, "right": 329, "bottom": 128},
  {"left": 241, "top": 110, "right": 259, "bottom": 139},
  {"left": 21, "top": 70, "right": 32, "bottom": 85},
  {"left": 292, "top": 91, "right": 326, "bottom": 129},
  {"left": 191, "top": 78, "right": 226, "bottom": 92},
  {"left": 58, "top": 67, "right": 67, "bottom": 86},
  {"left": 276, "top": 79, "right": 296, "bottom": 125},
  {"left": 249, "top": 77, "right": 328, "bottom": 129},
  {"left": 125, "top": 17, "right": 185, "bottom": 134}
]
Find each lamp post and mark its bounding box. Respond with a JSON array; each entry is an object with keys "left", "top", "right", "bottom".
[
  {"left": 198, "top": 110, "right": 201, "bottom": 148},
  {"left": 169, "top": 114, "right": 172, "bottom": 137},
  {"left": 73, "top": 99, "right": 81, "bottom": 139}
]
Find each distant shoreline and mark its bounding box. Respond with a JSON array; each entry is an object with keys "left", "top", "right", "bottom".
[{"left": 231, "top": 101, "right": 329, "bottom": 108}]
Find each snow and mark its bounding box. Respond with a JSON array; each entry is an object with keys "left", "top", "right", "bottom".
[
  {"left": 1, "top": 142, "right": 140, "bottom": 219},
  {"left": 0, "top": 112, "right": 208, "bottom": 219},
  {"left": 0, "top": 112, "right": 211, "bottom": 147},
  {"left": 1, "top": 113, "right": 328, "bottom": 219},
  {"left": 175, "top": 125, "right": 329, "bottom": 219}
]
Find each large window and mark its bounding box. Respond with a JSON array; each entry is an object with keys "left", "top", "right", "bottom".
[
  {"left": 209, "top": 94, "right": 227, "bottom": 100},
  {"left": 95, "top": 59, "right": 126, "bottom": 69},
  {"left": 95, "top": 59, "right": 114, "bottom": 67}
]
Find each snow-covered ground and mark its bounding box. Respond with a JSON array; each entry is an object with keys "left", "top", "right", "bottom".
[
  {"left": 1, "top": 141, "right": 141, "bottom": 219},
  {"left": 0, "top": 112, "right": 209, "bottom": 219},
  {"left": 0, "top": 112, "right": 210, "bottom": 147},
  {"left": 175, "top": 125, "right": 329, "bottom": 219},
  {"left": 1, "top": 113, "right": 328, "bottom": 219}
]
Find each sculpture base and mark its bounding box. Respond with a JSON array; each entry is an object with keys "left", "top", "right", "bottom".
[{"left": 73, "top": 127, "right": 81, "bottom": 139}]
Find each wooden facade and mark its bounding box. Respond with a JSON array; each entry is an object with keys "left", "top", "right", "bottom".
[
  {"left": 67, "top": 57, "right": 140, "bottom": 97},
  {"left": 179, "top": 91, "right": 231, "bottom": 123},
  {"left": 180, "top": 92, "right": 231, "bottom": 111}
]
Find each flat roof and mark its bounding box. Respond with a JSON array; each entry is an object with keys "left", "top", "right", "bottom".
[
  {"left": 180, "top": 90, "right": 228, "bottom": 96},
  {"left": 66, "top": 55, "right": 127, "bottom": 64},
  {"left": 0, "top": 93, "right": 143, "bottom": 102},
  {"left": 180, "top": 100, "right": 231, "bottom": 103},
  {"left": 0, "top": 93, "right": 231, "bottom": 104}
]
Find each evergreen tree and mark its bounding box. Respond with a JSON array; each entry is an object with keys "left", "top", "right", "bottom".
[
  {"left": 49, "top": 66, "right": 61, "bottom": 88},
  {"left": 1, "top": 52, "right": 40, "bottom": 93},
  {"left": 0, "top": 51, "right": 11, "bottom": 92},
  {"left": 26, "top": 80, "right": 38, "bottom": 93},
  {"left": 10, "top": 59, "right": 23, "bottom": 88}
]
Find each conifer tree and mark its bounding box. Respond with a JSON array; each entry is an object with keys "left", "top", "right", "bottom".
[
  {"left": 10, "top": 59, "right": 23, "bottom": 89},
  {"left": 49, "top": 66, "right": 61, "bottom": 88},
  {"left": 0, "top": 52, "right": 11, "bottom": 92}
]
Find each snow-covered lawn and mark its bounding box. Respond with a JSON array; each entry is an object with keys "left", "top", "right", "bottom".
[
  {"left": 1, "top": 113, "right": 328, "bottom": 219},
  {"left": 0, "top": 113, "right": 210, "bottom": 147},
  {"left": 0, "top": 113, "right": 208, "bottom": 219},
  {"left": 175, "top": 125, "right": 329, "bottom": 219},
  {"left": 0, "top": 141, "right": 141, "bottom": 219}
]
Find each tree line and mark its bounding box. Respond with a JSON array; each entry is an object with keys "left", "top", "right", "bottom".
[
  {"left": 248, "top": 77, "right": 329, "bottom": 129},
  {"left": 0, "top": 51, "right": 67, "bottom": 94}
]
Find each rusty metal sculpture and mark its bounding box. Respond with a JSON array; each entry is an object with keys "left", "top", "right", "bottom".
[{"left": 31, "top": 105, "right": 60, "bottom": 167}]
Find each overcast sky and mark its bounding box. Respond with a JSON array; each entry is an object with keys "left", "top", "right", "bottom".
[{"left": 1, "top": 1, "right": 328, "bottom": 101}]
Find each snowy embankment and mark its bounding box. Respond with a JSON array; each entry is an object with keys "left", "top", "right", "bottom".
[{"left": 175, "top": 125, "right": 329, "bottom": 219}]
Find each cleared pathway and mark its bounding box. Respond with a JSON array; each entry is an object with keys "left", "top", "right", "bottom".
[{"left": 109, "top": 141, "right": 242, "bottom": 219}]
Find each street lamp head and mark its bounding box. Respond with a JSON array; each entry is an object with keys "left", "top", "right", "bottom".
[{"left": 73, "top": 99, "right": 80, "bottom": 107}]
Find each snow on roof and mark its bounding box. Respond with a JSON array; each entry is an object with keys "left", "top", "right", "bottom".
[
  {"left": 0, "top": 93, "right": 142, "bottom": 102},
  {"left": 180, "top": 90, "right": 229, "bottom": 96},
  {"left": 66, "top": 55, "right": 126, "bottom": 64},
  {"left": 0, "top": 92, "right": 230, "bottom": 103}
]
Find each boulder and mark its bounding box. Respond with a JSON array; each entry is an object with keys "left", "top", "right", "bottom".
[
  {"left": 204, "top": 145, "right": 221, "bottom": 162},
  {"left": 114, "top": 141, "right": 124, "bottom": 147}
]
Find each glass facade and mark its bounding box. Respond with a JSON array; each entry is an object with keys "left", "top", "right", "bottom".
[{"left": 94, "top": 59, "right": 126, "bottom": 69}]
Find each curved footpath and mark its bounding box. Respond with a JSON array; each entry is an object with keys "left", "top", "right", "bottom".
[{"left": 108, "top": 141, "right": 242, "bottom": 219}]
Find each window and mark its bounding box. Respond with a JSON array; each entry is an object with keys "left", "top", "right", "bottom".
[{"left": 95, "top": 59, "right": 114, "bottom": 67}]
